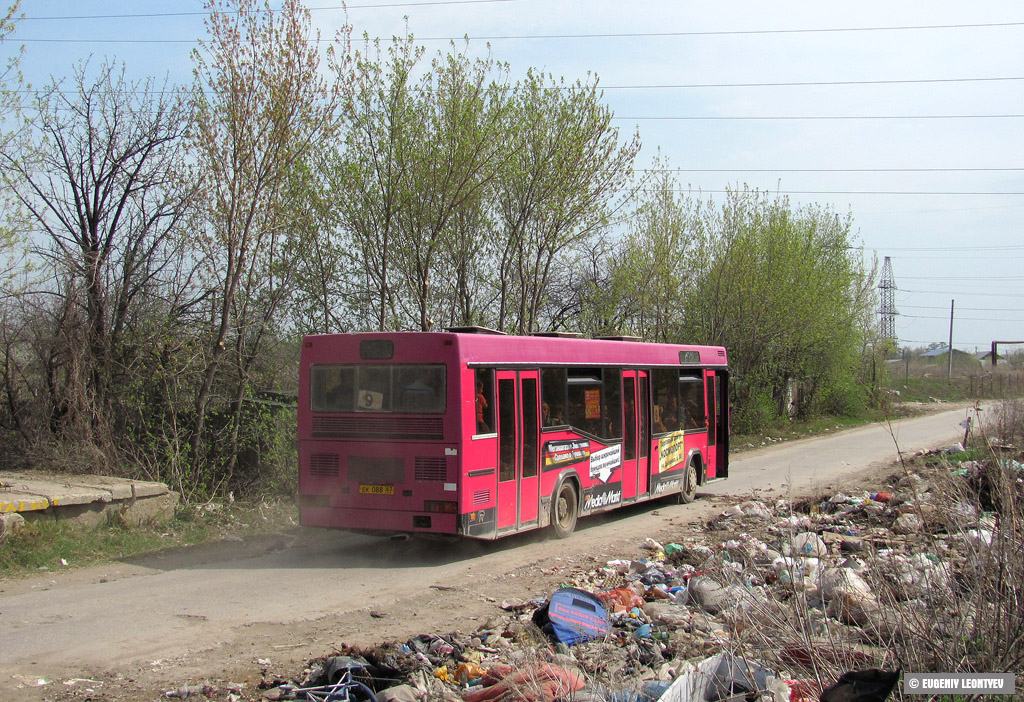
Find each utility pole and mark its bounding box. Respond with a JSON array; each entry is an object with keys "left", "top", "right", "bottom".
[
  {"left": 947, "top": 299, "right": 955, "bottom": 380},
  {"left": 879, "top": 257, "right": 897, "bottom": 345}
]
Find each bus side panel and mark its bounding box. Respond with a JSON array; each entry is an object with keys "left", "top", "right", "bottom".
[
  {"left": 578, "top": 439, "right": 623, "bottom": 515},
  {"left": 648, "top": 430, "right": 709, "bottom": 496},
  {"left": 538, "top": 431, "right": 625, "bottom": 517},
  {"left": 462, "top": 367, "right": 498, "bottom": 538}
]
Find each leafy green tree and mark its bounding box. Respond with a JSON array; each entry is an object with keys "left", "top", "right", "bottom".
[
  {"left": 325, "top": 37, "right": 510, "bottom": 333},
  {"left": 0, "top": 1, "right": 25, "bottom": 285},
  {"left": 682, "top": 187, "right": 872, "bottom": 428},
  {"left": 0, "top": 1, "right": 21, "bottom": 125},
  {"left": 394, "top": 47, "right": 510, "bottom": 331},
  {"left": 189, "top": 0, "right": 345, "bottom": 481},
  {"left": 494, "top": 70, "right": 640, "bottom": 334},
  {"left": 609, "top": 161, "right": 707, "bottom": 342},
  {"left": 322, "top": 33, "right": 423, "bottom": 332}
]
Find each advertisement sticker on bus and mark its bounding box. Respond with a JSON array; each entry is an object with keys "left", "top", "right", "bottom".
[
  {"left": 543, "top": 439, "right": 591, "bottom": 470},
  {"left": 652, "top": 475, "right": 681, "bottom": 496},
  {"left": 583, "top": 482, "right": 622, "bottom": 511},
  {"left": 584, "top": 389, "right": 601, "bottom": 419},
  {"left": 589, "top": 444, "right": 621, "bottom": 483},
  {"left": 659, "top": 431, "right": 687, "bottom": 473}
]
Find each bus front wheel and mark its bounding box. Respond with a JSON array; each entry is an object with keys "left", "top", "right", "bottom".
[
  {"left": 551, "top": 482, "right": 578, "bottom": 538},
  {"left": 678, "top": 460, "right": 698, "bottom": 504}
]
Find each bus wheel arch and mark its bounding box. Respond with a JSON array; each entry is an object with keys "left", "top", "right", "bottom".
[
  {"left": 551, "top": 478, "right": 580, "bottom": 539},
  {"left": 679, "top": 454, "right": 702, "bottom": 504}
]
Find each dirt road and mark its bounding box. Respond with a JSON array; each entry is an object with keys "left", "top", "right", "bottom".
[{"left": 0, "top": 404, "right": 978, "bottom": 699}]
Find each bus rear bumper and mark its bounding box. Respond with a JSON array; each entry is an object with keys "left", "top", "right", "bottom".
[{"left": 299, "top": 504, "right": 458, "bottom": 536}]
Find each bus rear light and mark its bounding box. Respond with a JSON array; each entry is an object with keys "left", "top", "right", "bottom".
[{"left": 423, "top": 500, "right": 458, "bottom": 514}]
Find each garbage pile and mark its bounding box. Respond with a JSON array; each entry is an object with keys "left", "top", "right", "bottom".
[{"left": 220, "top": 454, "right": 1021, "bottom": 702}]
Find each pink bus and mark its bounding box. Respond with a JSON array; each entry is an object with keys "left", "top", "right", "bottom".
[{"left": 298, "top": 329, "right": 728, "bottom": 539}]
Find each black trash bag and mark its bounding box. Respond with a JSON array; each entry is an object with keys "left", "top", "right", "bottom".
[
  {"left": 325, "top": 656, "right": 377, "bottom": 690},
  {"left": 819, "top": 669, "right": 901, "bottom": 702}
]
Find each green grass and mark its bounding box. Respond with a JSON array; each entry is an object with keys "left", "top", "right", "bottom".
[
  {"left": 732, "top": 406, "right": 906, "bottom": 452},
  {"left": 885, "top": 371, "right": 1024, "bottom": 404},
  {"left": 0, "top": 500, "right": 298, "bottom": 578}
]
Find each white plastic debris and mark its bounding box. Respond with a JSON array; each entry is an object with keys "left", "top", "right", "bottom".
[{"left": 786, "top": 532, "right": 828, "bottom": 558}]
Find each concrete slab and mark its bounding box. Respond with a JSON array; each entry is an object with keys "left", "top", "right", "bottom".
[
  {"left": 0, "top": 471, "right": 175, "bottom": 525},
  {"left": 0, "top": 475, "right": 112, "bottom": 507},
  {"left": 69, "top": 475, "right": 167, "bottom": 500}
]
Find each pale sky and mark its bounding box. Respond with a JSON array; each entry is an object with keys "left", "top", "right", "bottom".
[{"left": 5, "top": 1, "right": 1023, "bottom": 351}]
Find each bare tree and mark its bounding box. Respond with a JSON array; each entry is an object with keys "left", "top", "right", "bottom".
[{"left": 1, "top": 60, "right": 195, "bottom": 444}]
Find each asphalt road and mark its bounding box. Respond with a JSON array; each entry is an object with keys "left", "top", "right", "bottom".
[{"left": 0, "top": 403, "right": 979, "bottom": 695}]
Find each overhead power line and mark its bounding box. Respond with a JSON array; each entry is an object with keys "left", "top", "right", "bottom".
[
  {"left": 903, "top": 314, "right": 1024, "bottom": 322},
  {"left": 12, "top": 20, "right": 1024, "bottom": 42},
  {"left": 900, "top": 275, "right": 1024, "bottom": 281},
  {"left": 642, "top": 188, "right": 1024, "bottom": 196},
  {"left": 899, "top": 338, "right": 998, "bottom": 345},
  {"left": 900, "top": 289, "right": 1024, "bottom": 298},
  {"left": 599, "top": 76, "right": 1024, "bottom": 90},
  {"left": 874, "top": 244, "right": 1024, "bottom": 251},
  {"left": 903, "top": 305, "right": 1024, "bottom": 312},
  {"left": 614, "top": 114, "right": 1024, "bottom": 121},
  {"left": 16, "top": 0, "right": 518, "bottom": 21},
  {"left": 641, "top": 167, "right": 1024, "bottom": 173},
  {"left": 15, "top": 76, "right": 1024, "bottom": 96}
]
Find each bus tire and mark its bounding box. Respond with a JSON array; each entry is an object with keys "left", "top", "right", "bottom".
[
  {"left": 551, "top": 482, "right": 578, "bottom": 539},
  {"left": 678, "top": 460, "right": 699, "bottom": 504}
]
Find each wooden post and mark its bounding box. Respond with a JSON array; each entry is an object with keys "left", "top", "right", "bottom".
[{"left": 947, "top": 300, "right": 954, "bottom": 381}]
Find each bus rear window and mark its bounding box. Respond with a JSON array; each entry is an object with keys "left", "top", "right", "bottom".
[{"left": 311, "top": 364, "right": 446, "bottom": 413}]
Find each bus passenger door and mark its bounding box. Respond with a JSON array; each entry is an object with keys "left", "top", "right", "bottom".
[
  {"left": 637, "top": 371, "right": 651, "bottom": 495},
  {"left": 711, "top": 372, "right": 728, "bottom": 478},
  {"left": 518, "top": 373, "right": 540, "bottom": 526},
  {"left": 621, "top": 372, "right": 639, "bottom": 500},
  {"left": 495, "top": 371, "right": 540, "bottom": 531},
  {"left": 704, "top": 371, "right": 717, "bottom": 479}
]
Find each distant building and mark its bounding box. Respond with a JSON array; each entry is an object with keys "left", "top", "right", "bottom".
[
  {"left": 919, "top": 346, "right": 978, "bottom": 366},
  {"left": 976, "top": 350, "right": 1009, "bottom": 367}
]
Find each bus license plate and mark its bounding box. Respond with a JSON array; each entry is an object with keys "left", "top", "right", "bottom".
[{"left": 359, "top": 484, "right": 394, "bottom": 495}]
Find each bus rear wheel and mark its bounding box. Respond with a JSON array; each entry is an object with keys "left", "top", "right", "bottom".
[
  {"left": 678, "top": 460, "right": 698, "bottom": 504},
  {"left": 551, "top": 482, "right": 578, "bottom": 538}
]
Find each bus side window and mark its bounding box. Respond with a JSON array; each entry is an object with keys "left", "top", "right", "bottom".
[
  {"left": 679, "top": 372, "right": 705, "bottom": 430},
  {"left": 541, "top": 368, "right": 566, "bottom": 427},
  {"left": 567, "top": 369, "right": 602, "bottom": 436},
  {"left": 651, "top": 368, "right": 679, "bottom": 433},
  {"left": 602, "top": 368, "right": 622, "bottom": 439},
  {"left": 475, "top": 368, "right": 495, "bottom": 434}
]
